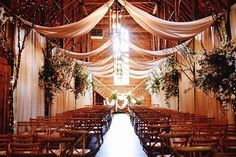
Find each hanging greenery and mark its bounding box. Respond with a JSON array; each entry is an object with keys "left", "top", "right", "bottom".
[
  {"left": 73, "top": 63, "right": 92, "bottom": 102},
  {"left": 197, "top": 40, "right": 236, "bottom": 105},
  {"left": 39, "top": 51, "right": 74, "bottom": 115},
  {"left": 197, "top": 16, "right": 236, "bottom": 108},
  {"left": 161, "top": 56, "right": 180, "bottom": 100}
]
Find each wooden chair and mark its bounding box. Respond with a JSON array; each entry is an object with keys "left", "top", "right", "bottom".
[
  {"left": 221, "top": 139, "right": 236, "bottom": 153},
  {"left": 175, "top": 146, "right": 214, "bottom": 157},
  {"left": 59, "top": 129, "right": 91, "bottom": 157},
  {"left": 38, "top": 134, "right": 74, "bottom": 157},
  {"left": 0, "top": 134, "right": 11, "bottom": 157},
  {"left": 214, "top": 152, "right": 236, "bottom": 157},
  {"left": 17, "top": 121, "right": 31, "bottom": 135},
  {"left": 159, "top": 133, "right": 192, "bottom": 156},
  {"left": 10, "top": 143, "right": 41, "bottom": 154}
]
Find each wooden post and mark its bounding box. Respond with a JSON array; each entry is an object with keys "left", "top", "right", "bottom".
[{"left": 193, "top": 0, "right": 198, "bottom": 115}]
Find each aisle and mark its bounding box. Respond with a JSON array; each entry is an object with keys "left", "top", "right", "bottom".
[{"left": 96, "top": 113, "right": 146, "bottom": 157}]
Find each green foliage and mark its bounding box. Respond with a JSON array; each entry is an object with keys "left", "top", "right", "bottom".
[
  {"left": 39, "top": 53, "right": 73, "bottom": 98},
  {"left": 161, "top": 57, "right": 180, "bottom": 100},
  {"left": 39, "top": 52, "right": 74, "bottom": 115},
  {"left": 39, "top": 52, "right": 92, "bottom": 113},
  {"left": 109, "top": 90, "right": 119, "bottom": 101},
  {"left": 146, "top": 56, "right": 179, "bottom": 101},
  {"left": 198, "top": 41, "right": 236, "bottom": 104},
  {"left": 73, "top": 63, "right": 91, "bottom": 100},
  {"left": 126, "top": 92, "right": 133, "bottom": 102},
  {"left": 135, "top": 97, "right": 142, "bottom": 105},
  {"left": 146, "top": 71, "right": 161, "bottom": 94}
]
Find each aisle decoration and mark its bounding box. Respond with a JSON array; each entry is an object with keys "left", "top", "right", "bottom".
[{"left": 109, "top": 90, "right": 119, "bottom": 102}]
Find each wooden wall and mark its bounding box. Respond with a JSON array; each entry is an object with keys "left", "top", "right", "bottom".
[
  {"left": 0, "top": 56, "right": 11, "bottom": 134},
  {"left": 177, "top": 34, "right": 234, "bottom": 123}
]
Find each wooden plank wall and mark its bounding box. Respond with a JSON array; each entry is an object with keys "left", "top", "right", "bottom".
[{"left": 0, "top": 57, "right": 11, "bottom": 133}]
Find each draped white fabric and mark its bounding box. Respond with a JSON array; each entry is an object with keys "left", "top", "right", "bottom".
[
  {"left": 118, "top": 0, "right": 214, "bottom": 40},
  {"left": 52, "top": 87, "right": 75, "bottom": 115},
  {"left": 93, "top": 73, "right": 114, "bottom": 78},
  {"left": 128, "top": 61, "right": 155, "bottom": 70},
  {"left": 116, "top": 95, "right": 128, "bottom": 110},
  {"left": 89, "top": 68, "right": 114, "bottom": 75},
  {"left": 56, "top": 40, "right": 112, "bottom": 59},
  {"left": 22, "top": 0, "right": 114, "bottom": 38},
  {"left": 128, "top": 57, "right": 161, "bottom": 66},
  {"left": 125, "top": 39, "right": 192, "bottom": 57},
  {"left": 76, "top": 56, "right": 113, "bottom": 67},
  {"left": 230, "top": 3, "right": 236, "bottom": 42},
  {"left": 104, "top": 95, "right": 128, "bottom": 111},
  {"left": 86, "top": 62, "right": 113, "bottom": 72},
  {"left": 15, "top": 29, "right": 45, "bottom": 122}
]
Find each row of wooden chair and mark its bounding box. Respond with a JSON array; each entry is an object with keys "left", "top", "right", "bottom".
[
  {"left": 128, "top": 105, "right": 236, "bottom": 157},
  {"left": 1, "top": 105, "right": 113, "bottom": 157}
]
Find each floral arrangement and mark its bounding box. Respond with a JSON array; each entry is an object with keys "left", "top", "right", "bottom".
[
  {"left": 126, "top": 92, "right": 134, "bottom": 104},
  {"left": 135, "top": 97, "right": 142, "bottom": 105},
  {"left": 146, "top": 71, "right": 161, "bottom": 94},
  {"left": 73, "top": 63, "right": 92, "bottom": 101},
  {"left": 109, "top": 90, "right": 119, "bottom": 101},
  {"left": 198, "top": 40, "right": 236, "bottom": 105}
]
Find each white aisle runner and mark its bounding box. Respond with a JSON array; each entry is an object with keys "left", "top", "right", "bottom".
[{"left": 96, "top": 113, "right": 147, "bottom": 157}]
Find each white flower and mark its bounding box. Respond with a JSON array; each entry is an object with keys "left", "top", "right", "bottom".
[
  {"left": 231, "top": 94, "right": 236, "bottom": 100},
  {"left": 232, "top": 51, "right": 236, "bottom": 58},
  {"left": 212, "top": 72, "right": 217, "bottom": 77}
]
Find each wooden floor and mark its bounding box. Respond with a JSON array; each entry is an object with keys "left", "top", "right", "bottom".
[{"left": 96, "top": 113, "right": 147, "bottom": 157}]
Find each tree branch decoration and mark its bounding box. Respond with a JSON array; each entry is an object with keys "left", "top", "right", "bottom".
[
  {"left": 197, "top": 40, "right": 236, "bottom": 106},
  {"left": 175, "top": 46, "right": 197, "bottom": 86}
]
